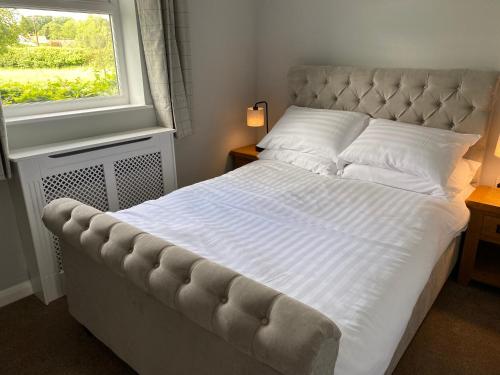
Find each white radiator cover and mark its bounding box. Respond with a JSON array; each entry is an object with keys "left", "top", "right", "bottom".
[{"left": 9, "top": 128, "right": 177, "bottom": 304}]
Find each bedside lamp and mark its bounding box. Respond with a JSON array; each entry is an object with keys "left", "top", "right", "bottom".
[
  {"left": 247, "top": 101, "right": 269, "bottom": 133},
  {"left": 247, "top": 101, "right": 268, "bottom": 152},
  {"left": 494, "top": 135, "right": 500, "bottom": 188}
]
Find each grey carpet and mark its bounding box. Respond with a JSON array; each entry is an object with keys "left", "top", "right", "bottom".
[{"left": 0, "top": 280, "right": 498, "bottom": 375}]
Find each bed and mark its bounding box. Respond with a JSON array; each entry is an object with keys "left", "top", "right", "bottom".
[{"left": 42, "top": 66, "right": 499, "bottom": 375}]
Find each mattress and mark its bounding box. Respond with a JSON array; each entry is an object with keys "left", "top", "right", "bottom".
[{"left": 112, "top": 160, "right": 470, "bottom": 375}]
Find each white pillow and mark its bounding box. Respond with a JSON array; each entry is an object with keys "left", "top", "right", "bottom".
[
  {"left": 337, "top": 118, "right": 481, "bottom": 186},
  {"left": 257, "top": 106, "right": 370, "bottom": 162},
  {"left": 341, "top": 158, "right": 481, "bottom": 199},
  {"left": 258, "top": 149, "right": 337, "bottom": 176}
]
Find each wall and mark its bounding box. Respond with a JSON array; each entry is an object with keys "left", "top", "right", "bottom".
[
  {"left": 256, "top": 0, "right": 500, "bottom": 185},
  {"left": 0, "top": 181, "right": 27, "bottom": 290},
  {"left": 175, "top": 0, "right": 257, "bottom": 187}
]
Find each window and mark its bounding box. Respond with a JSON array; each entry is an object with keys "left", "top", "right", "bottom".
[{"left": 0, "top": 0, "right": 132, "bottom": 117}]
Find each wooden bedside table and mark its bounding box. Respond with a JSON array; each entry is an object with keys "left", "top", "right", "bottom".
[
  {"left": 458, "top": 186, "right": 500, "bottom": 288},
  {"left": 230, "top": 144, "right": 259, "bottom": 169}
]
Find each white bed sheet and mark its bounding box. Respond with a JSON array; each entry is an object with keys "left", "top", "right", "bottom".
[{"left": 112, "top": 160, "right": 470, "bottom": 375}]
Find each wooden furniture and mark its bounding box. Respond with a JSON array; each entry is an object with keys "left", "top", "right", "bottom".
[
  {"left": 458, "top": 186, "right": 500, "bottom": 288},
  {"left": 9, "top": 128, "right": 177, "bottom": 304},
  {"left": 230, "top": 144, "right": 259, "bottom": 169}
]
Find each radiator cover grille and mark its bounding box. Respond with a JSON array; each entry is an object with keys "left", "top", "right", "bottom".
[
  {"left": 42, "top": 164, "right": 109, "bottom": 210},
  {"left": 114, "top": 152, "right": 164, "bottom": 210},
  {"left": 42, "top": 164, "right": 109, "bottom": 271}
]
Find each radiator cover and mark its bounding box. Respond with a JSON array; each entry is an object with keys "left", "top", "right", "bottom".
[{"left": 9, "top": 129, "right": 177, "bottom": 304}]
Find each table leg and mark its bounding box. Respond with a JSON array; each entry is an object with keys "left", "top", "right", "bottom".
[{"left": 458, "top": 211, "right": 482, "bottom": 285}]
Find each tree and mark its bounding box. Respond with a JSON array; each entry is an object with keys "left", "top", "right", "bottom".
[
  {"left": 18, "top": 15, "right": 53, "bottom": 45},
  {"left": 40, "top": 21, "right": 63, "bottom": 40},
  {"left": 76, "top": 16, "right": 115, "bottom": 72},
  {"left": 0, "top": 8, "right": 18, "bottom": 53},
  {"left": 53, "top": 16, "right": 71, "bottom": 26},
  {"left": 59, "top": 19, "right": 78, "bottom": 39},
  {"left": 76, "top": 16, "right": 112, "bottom": 50}
]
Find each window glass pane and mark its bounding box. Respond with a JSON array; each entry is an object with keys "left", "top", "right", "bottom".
[{"left": 0, "top": 7, "right": 119, "bottom": 106}]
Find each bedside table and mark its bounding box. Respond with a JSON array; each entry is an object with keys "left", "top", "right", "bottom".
[
  {"left": 230, "top": 144, "right": 259, "bottom": 169},
  {"left": 458, "top": 186, "right": 500, "bottom": 288}
]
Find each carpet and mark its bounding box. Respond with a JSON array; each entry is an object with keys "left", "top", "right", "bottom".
[{"left": 0, "top": 280, "right": 498, "bottom": 375}]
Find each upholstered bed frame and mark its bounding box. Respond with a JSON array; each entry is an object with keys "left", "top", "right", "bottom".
[{"left": 42, "top": 66, "right": 498, "bottom": 375}]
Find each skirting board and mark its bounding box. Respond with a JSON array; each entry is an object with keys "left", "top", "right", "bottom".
[{"left": 0, "top": 280, "right": 33, "bottom": 308}]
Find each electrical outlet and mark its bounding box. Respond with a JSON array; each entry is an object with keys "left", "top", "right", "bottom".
[{"left": 496, "top": 177, "right": 500, "bottom": 188}]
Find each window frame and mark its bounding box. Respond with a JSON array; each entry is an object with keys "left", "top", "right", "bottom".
[{"left": 0, "top": 0, "right": 132, "bottom": 118}]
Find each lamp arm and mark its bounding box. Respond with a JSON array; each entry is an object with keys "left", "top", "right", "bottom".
[{"left": 253, "top": 101, "right": 269, "bottom": 133}]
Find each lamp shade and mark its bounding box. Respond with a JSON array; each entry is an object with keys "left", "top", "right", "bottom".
[
  {"left": 247, "top": 107, "right": 265, "bottom": 127},
  {"left": 495, "top": 136, "right": 500, "bottom": 158}
]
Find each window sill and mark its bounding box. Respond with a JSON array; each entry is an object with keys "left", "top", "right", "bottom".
[
  {"left": 6, "top": 104, "right": 154, "bottom": 127},
  {"left": 9, "top": 126, "right": 175, "bottom": 161}
]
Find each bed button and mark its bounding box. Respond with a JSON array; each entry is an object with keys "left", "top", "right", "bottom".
[
  {"left": 153, "top": 262, "right": 160, "bottom": 269},
  {"left": 261, "top": 317, "right": 269, "bottom": 326},
  {"left": 220, "top": 297, "right": 228, "bottom": 304},
  {"left": 184, "top": 277, "right": 191, "bottom": 284}
]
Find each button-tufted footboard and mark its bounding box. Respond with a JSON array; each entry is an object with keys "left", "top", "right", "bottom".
[{"left": 42, "top": 198, "right": 341, "bottom": 375}]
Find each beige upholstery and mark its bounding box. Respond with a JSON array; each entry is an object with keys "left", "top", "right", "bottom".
[
  {"left": 63, "top": 240, "right": 286, "bottom": 375},
  {"left": 288, "top": 66, "right": 498, "bottom": 164},
  {"left": 42, "top": 198, "right": 341, "bottom": 375}
]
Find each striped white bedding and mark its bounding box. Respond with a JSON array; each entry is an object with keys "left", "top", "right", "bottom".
[{"left": 112, "top": 160, "right": 470, "bottom": 375}]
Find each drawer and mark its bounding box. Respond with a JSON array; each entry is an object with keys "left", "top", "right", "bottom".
[
  {"left": 234, "top": 158, "right": 252, "bottom": 168},
  {"left": 232, "top": 156, "right": 255, "bottom": 169},
  {"left": 481, "top": 215, "right": 500, "bottom": 245}
]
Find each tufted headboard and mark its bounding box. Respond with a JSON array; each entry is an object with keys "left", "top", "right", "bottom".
[{"left": 288, "top": 65, "right": 499, "bottom": 164}]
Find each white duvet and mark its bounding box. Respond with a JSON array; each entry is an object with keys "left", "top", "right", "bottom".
[{"left": 112, "top": 160, "right": 470, "bottom": 375}]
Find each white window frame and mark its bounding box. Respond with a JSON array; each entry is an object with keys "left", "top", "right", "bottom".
[{"left": 0, "top": 0, "right": 135, "bottom": 118}]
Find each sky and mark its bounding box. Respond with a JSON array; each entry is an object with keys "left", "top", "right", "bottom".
[{"left": 13, "top": 8, "right": 108, "bottom": 20}]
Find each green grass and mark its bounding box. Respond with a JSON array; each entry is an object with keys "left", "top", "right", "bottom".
[{"left": 0, "top": 67, "right": 95, "bottom": 83}]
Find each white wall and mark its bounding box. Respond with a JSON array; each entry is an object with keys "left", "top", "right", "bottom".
[
  {"left": 175, "top": 0, "right": 257, "bottom": 187},
  {"left": 0, "top": 181, "right": 27, "bottom": 291},
  {"left": 256, "top": 0, "right": 500, "bottom": 185}
]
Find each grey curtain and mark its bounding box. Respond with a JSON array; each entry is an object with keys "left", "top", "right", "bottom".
[
  {"left": 136, "top": 0, "right": 193, "bottom": 139},
  {"left": 0, "top": 101, "right": 11, "bottom": 180}
]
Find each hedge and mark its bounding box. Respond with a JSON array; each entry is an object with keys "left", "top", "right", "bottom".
[
  {"left": 0, "top": 74, "right": 118, "bottom": 105},
  {"left": 0, "top": 46, "right": 92, "bottom": 69}
]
